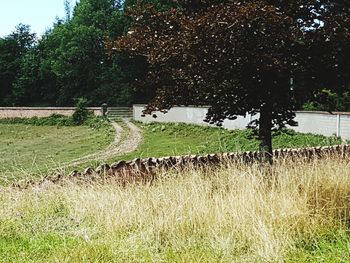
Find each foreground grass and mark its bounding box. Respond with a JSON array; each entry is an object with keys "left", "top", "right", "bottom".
[
  {"left": 119, "top": 122, "right": 342, "bottom": 161},
  {"left": 0, "top": 122, "right": 114, "bottom": 182},
  {"left": 1, "top": 158, "right": 350, "bottom": 262}
]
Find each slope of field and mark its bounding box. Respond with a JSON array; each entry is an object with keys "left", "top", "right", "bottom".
[
  {"left": 0, "top": 123, "right": 114, "bottom": 181},
  {"left": 118, "top": 122, "right": 342, "bottom": 161},
  {"left": 0, "top": 120, "right": 344, "bottom": 181},
  {"left": 0, "top": 158, "right": 349, "bottom": 262}
]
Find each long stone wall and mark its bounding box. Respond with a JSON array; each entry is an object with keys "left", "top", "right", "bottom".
[
  {"left": 19, "top": 144, "right": 349, "bottom": 188},
  {"left": 0, "top": 107, "right": 102, "bottom": 118},
  {"left": 71, "top": 144, "right": 350, "bottom": 180},
  {"left": 133, "top": 105, "right": 350, "bottom": 139}
]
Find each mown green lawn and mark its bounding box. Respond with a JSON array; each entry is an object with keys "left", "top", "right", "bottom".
[
  {"left": 118, "top": 122, "right": 342, "bottom": 161},
  {"left": 0, "top": 123, "right": 113, "bottom": 181}
]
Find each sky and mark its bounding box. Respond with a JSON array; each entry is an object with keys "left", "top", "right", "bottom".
[{"left": 0, "top": 0, "right": 67, "bottom": 37}]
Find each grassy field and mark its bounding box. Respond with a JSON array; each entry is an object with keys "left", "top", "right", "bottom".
[
  {"left": 0, "top": 158, "right": 350, "bottom": 262},
  {"left": 118, "top": 122, "right": 342, "bottom": 161},
  {"left": 0, "top": 122, "right": 114, "bottom": 182},
  {"left": 0, "top": 120, "right": 343, "bottom": 181}
]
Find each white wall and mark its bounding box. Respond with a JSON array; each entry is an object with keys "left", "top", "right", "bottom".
[
  {"left": 133, "top": 105, "right": 350, "bottom": 139},
  {"left": 292, "top": 112, "right": 338, "bottom": 137}
]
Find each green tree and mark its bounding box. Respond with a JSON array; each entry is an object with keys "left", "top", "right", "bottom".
[
  {"left": 64, "top": 0, "right": 73, "bottom": 22},
  {"left": 0, "top": 24, "right": 36, "bottom": 105},
  {"left": 301, "top": 1, "right": 350, "bottom": 113},
  {"left": 11, "top": 21, "right": 65, "bottom": 106},
  {"left": 12, "top": 48, "right": 41, "bottom": 105},
  {"left": 50, "top": 0, "right": 133, "bottom": 106}
]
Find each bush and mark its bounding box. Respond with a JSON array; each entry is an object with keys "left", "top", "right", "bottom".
[
  {"left": 303, "top": 89, "right": 350, "bottom": 112},
  {"left": 72, "top": 98, "right": 92, "bottom": 125},
  {"left": 0, "top": 114, "right": 113, "bottom": 129},
  {"left": 0, "top": 114, "right": 73, "bottom": 126}
]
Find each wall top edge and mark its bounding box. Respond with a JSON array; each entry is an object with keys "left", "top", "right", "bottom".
[
  {"left": 0, "top": 107, "right": 101, "bottom": 110},
  {"left": 133, "top": 104, "right": 211, "bottom": 109},
  {"left": 295, "top": 111, "right": 350, "bottom": 116},
  {"left": 133, "top": 105, "right": 350, "bottom": 116}
]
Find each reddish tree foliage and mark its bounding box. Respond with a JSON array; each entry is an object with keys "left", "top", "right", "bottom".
[{"left": 108, "top": 0, "right": 350, "bottom": 160}]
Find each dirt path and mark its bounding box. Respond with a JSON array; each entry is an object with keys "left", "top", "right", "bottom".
[
  {"left": 98, "top": 121, "right": 142, "bottom": 159},
  {"left": 64, "top": 120, "right": 142, "bottom": 168}
]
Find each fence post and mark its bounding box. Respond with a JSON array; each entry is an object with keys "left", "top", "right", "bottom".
[
  {"left": 336, "top": 114, "right": 341, "bottom": 137},
  {"left": 101, "top": 103, "right": 108, "bottom": 117}
]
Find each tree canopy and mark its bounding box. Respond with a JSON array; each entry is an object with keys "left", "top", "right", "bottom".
[
  {"left": 110, "top": 0, "right": 350, "bottom": 157},
  {"left": 0, "top": 24, "right": 36, "bottom": 105}
]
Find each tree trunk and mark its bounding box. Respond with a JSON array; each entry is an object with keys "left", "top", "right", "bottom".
[{"left": 259, "top": 104, "right": 273, "bottom": 164}]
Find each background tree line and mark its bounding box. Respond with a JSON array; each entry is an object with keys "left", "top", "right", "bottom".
[{"left": 0, "top": 0, "right": 153, "bottom": 107}]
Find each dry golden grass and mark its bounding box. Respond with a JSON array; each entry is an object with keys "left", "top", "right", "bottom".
[{"left": 1, "top": 156, "right": 350, "bottom": 262}]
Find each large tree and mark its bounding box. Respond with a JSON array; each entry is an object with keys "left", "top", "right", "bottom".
[
  {"left": 110, "top": 0, "right": 350, "bottom": 161},
  {"left": 301, "top": 1, "right": 350, "bottom": 112},
  {"left": 0, "top": 24, "right": 36, "bottom": 105},
  {"left": 48, "top": 0, "right": 133, "bottom": 106}
]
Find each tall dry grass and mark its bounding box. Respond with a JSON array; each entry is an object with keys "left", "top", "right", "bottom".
[{"left": 1, "top": 156, "right": 350, "bottom": 262}]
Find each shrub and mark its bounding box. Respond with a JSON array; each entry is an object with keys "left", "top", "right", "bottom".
[
  {"left": 72, "top": 98, "right": 92, "bottom": 125},
  {"left": 0, "top": 114, "right": 73, "bottom": 126}
]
